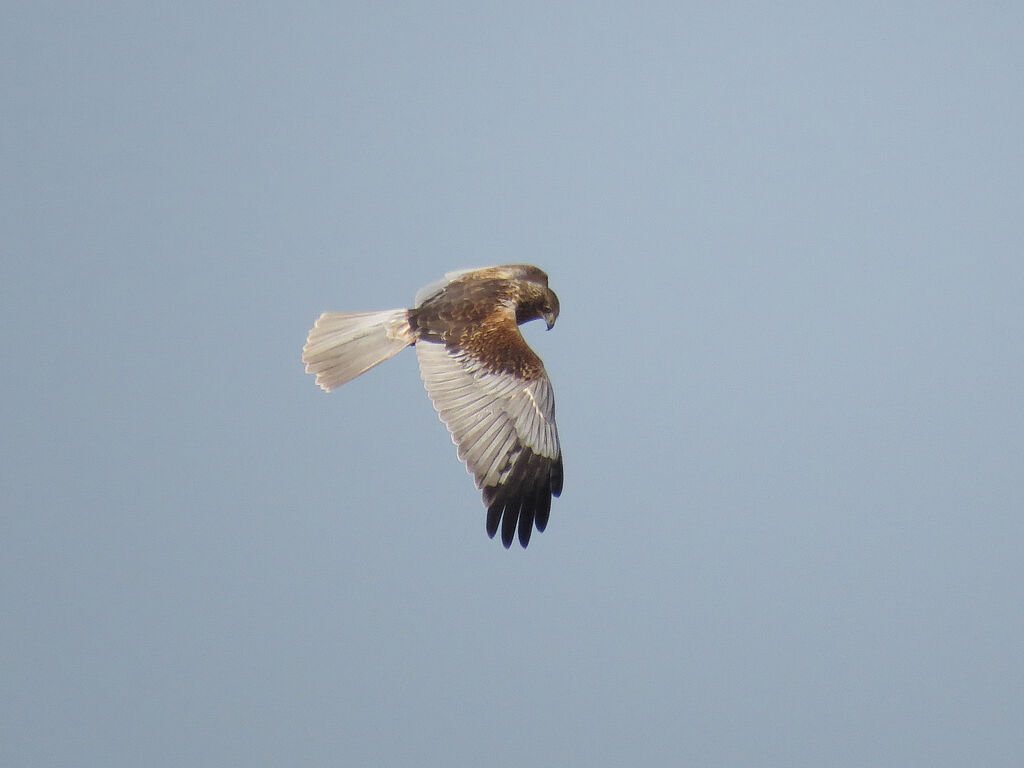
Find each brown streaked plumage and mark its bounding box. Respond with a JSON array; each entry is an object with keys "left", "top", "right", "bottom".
[{"left": 302, "top": 265, "right": 562, "bottom": 548}]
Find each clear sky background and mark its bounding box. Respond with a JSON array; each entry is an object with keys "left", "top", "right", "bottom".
[{"left": 3, "top": 3, "right": 1022, "bottom": 766}]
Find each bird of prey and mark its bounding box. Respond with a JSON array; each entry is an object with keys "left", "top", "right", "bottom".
[{"left": 302, "top": 265, "right": 563, "bottom": 548}]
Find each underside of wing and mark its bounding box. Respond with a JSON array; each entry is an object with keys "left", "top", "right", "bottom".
[{"left": 416, "top": 335, "right": 562, "bottom": 548}]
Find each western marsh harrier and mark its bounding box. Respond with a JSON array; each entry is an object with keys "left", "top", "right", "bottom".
[{"left": 302, "top": 265, "right": 562, "bottom": 548}]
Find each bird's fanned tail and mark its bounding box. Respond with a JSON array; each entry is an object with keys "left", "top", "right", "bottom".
[{"left": 303, "top": 309, "right": 413, "bottom": 392}]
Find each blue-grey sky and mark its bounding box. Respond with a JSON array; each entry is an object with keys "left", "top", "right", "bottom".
[{"left": 3, "top": 3, "right": 1023, "bottom": 766}]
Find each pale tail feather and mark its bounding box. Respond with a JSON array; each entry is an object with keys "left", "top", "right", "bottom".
[{"left": 302, "top": 309, "right": 413, "bottom": 392}]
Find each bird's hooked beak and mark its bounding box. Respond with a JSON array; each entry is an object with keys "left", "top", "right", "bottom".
[{"left": 543, "top": 311, "right": 557, "bottom": 330}]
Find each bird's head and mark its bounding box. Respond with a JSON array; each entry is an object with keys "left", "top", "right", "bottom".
[
  {"left": 514, "top": 278, "right": 560, "bottom": 330},
  {"left": 542, "top": 288, "right": 560, "bottom": 330}
]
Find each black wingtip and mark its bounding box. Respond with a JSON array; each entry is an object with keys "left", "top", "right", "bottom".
[
  {"left": 534, "top": 485, "right": 552, "bottom": 532},
  {"left": 482, "top": 447, "right": 561, "bottom": 549},
  {"left": 550, "top": 456, "right": 564, "bottom": 497},
  {"left": 517, "top": 508, "right": 533, "bottom": 548},
  {"left": 500, "top": 497, "right": 519, "bottom": 548},
  {"left": 486, "top": 503, "right": 501, "bottom": 540}
]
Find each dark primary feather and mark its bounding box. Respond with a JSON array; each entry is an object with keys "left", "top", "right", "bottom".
[{"left": 482, "top": 446, "right": 563, "bottom": 548}]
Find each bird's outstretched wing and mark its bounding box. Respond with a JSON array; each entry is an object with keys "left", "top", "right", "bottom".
[{"left": 416, "top": 306, "right": 562, "bottom": 548}]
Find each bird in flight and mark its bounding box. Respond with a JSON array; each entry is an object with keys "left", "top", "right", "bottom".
[{"left": 302, "top": 265, "right": 563, "bottom": 548}]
